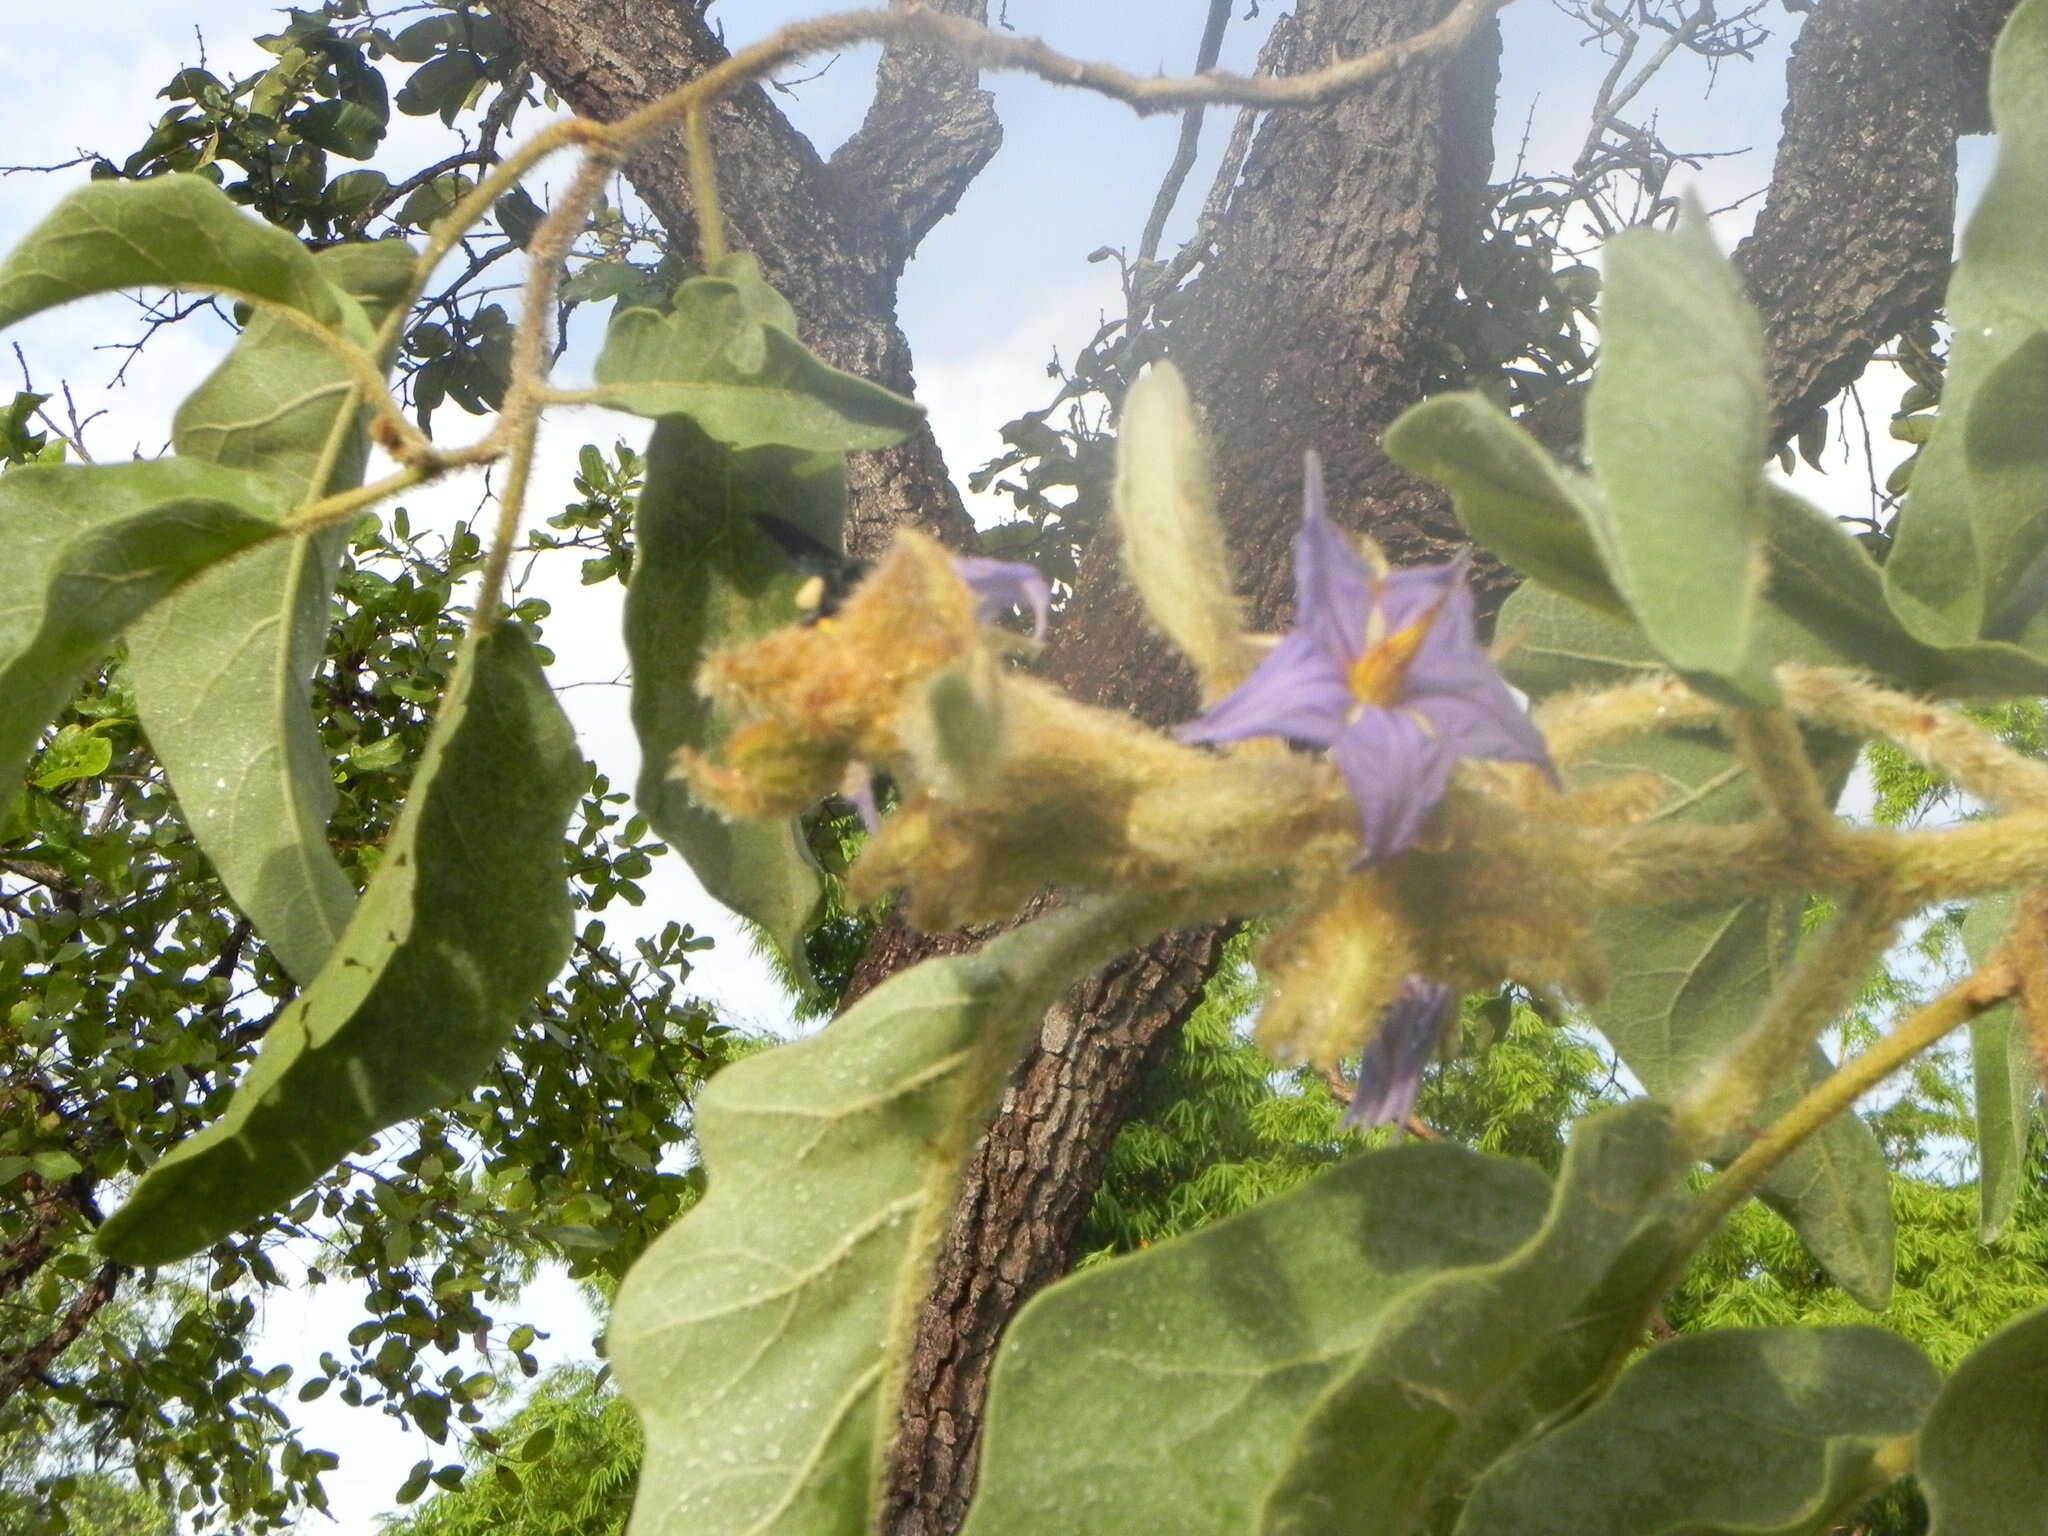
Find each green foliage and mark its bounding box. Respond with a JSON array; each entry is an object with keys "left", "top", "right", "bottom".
[
  {"left": 1396, "top": 7, "right": 2048, "bottom": 700},
  {"left": 1886, "top": 0, "right": 2048, "bottom": 655},
  {"left": 1918, "top": 1303, "right": 2048, "bottom": 1533},
  {"left": 99, "top": 621, "right": 583, "bottom": 1264},
  {"left": 1458, "top": 1327, "right": 1937, "bottom": 1536},
  {"left": 623, "top": 419, "right": 838, "bottom": 980},
  {"left": 1962, "top": 893, "right": 2033, "bottom": 1241},
  {"left": 128, "top": 237, "right": 414, "bottom": 985},
  {"left": 1, "top": 509, "right": 732, "bottom": 1529},
  {"left": 968, "top": 1104, "right": 1677, "bottom": 1535},
  {"left": 969, "top": 1142, "right": 1556, "bottom": 1536},
  {"left": 381, "top": 1365, "right": 640, "bottom": 1536},
  {"left": 0, "top": 459, "right": 284, "bottom": 811},
  {"left": 1582, "top": 199, "right": 1775, "bottom": 704},
  {"left": 13, "top": 3, "right": 2048, "bottom": 1534},
  {"left": 1077, "top": 946, "right": 1346, "bottom": 1257},
  {"left": 593, "top": 257, "right": 925, "bottom": 453},
  {"left": 610, "top": 895, "right": 1170, "bottom": 1536},
  {"left": 1382, "top": 393, "right": 1622, "bottom": 619},
  {"left": 102, "top": 1, "right": 518, "bottom": 240},
  {"left": 0, "top": 173, "right": 348, "bottom": 332},
  {"left": 1080, "top": 954, "right": 1619, "bottom": 1262},
  {"left": 1498, "top": 587, "right": 1895, "bottom": 1307},
  {"left": 1671, "top": 1169, "right": 2048, "bottom": 1375}
]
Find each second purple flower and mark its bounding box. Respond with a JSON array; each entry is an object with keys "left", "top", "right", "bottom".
[{"left": 1178, "top": 453, "right": 1554, "bottom": 864}]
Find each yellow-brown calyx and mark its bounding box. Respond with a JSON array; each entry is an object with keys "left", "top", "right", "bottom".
[
  {"left": 851, "top": 674, "right": 1214, "bottom": 929},
  {"left": 1255, "top": 872, "right": 1422, "bottom": 1068},
  {"left": 679, "top": 530, "right": 983, "bottom": 819}
]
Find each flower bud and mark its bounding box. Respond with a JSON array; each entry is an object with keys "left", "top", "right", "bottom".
[{"left": 1114, "top": 363, "right": 1254, "bottom": 696}]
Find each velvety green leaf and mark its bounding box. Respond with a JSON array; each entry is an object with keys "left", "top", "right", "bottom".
[
  {"left": 1758, "top": 486, "right": 2048, "bottom": 696},
  {"left": 1921, "top": 1303, "right": 2048, "bottom": 1533},
  {"left": 1259, "top": 1102, "right": 1680, "bottom": 1535},
  {"left": 1759, "top": 487, "right": 1957, "bottom": 691},
  {"left": 1383, "top": 392, "right": 1624, "bottom": 618},
  {"left": 1457, "top": 1328, "right": 1936, "bottom": 1535},
  {"left": 1963, "top": 892, "right": 2036, "bottom": 1242},
  {"left": 1583, "top": 198, "right": 1775, "bottom": 704},
  {"left": 1398, "top": 401, "right": 1989, "bottom": 695},
  {"left": 97, "top": 622, "right": 580, "bottom": 1265},
  {"left": 1501, "top": 586, "right": 1896, "bottom": 1308},
  {"left": 592, "top": 258, "right": 922, "bottom": 453},
  {"left": 1488, "top": 581, "right": 1662, "bottom": 697},
  {"left": 1886, "top": 0, "right": 2048, "bottom": 652},
  {"left": 0, "top": 459, "right": 284, "bottom": 809},
  {"left": 612, "top": 896, "right": 1166, "bottom": 1536},
  {"left": 127, "top": 239, "right": 415, "bottom": 985},
  {"left": 624, "top": 417, "right": 831, "bottom": 980},
  {"left": 0, "top": 172, "right": 343, "bottom": 332},
  {"left": 962, "top": 1143, "right": 1556, "bottom": 1536}
]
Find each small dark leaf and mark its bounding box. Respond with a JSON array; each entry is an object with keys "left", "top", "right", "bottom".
[
  {"left": 495, "top": 185, "right": 543, "bottom": 248},
  {"left": 292, "top": 98, "right": 385, "bottom": 160}
]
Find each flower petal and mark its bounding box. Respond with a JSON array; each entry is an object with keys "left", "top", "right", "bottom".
[
  {"left": 1341, "top": 977, "right": 1453, "bottom": 1131},
  {"left": 952, "top": 554, "right": 1052, "bottom": 641},
  {"left": 1292, "top": 452, "right": 1373, "bottom": 663},
  {"left": 1177, "top": 629, "right": 1352, "bottom": 749},
  {"left": 1402, "top": 582, "right": 1555, "bottom": 774},
  {"left": 1373, "top": 559, "right": 1461, "bottom": 639},
  {"left": 1331, "top": 707, "right": 1456, "bottom": 863}
]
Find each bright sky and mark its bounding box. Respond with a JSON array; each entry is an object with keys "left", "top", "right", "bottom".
[{"left": 0, "top": 2, "right": 1970, "bottom": 1530}]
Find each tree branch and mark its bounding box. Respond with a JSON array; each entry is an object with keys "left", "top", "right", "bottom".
[
  {"left": 1733, "top": 0, "right": 2000, "bottom": 448},
  {"left": 830, "top": 0, "right": 1004, "bottom": 278},
  {"left": 488, "top": 0, "right": 983, "bottom": 557},
  {"left": 0, "top": 1260, "right": 124, "bottom": 1412},
  {"left": 1136, "top": 0, "right": 1237, "bottom": 266}
]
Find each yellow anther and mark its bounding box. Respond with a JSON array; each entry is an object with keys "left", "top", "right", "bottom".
[{"left": 1348, "top": 615, "right": 1433, "bottom": 706}]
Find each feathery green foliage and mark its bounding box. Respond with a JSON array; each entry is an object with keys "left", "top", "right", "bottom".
[{"left": 381, "top": 1365, "right": 641, "bottom": 1536}]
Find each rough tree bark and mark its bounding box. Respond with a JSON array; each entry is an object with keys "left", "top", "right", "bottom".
[
  {"left": 489, "top": 0, "right": 996, "bottom": 558},
  {"left": 1737, "top": 0, "right": 1994, "bottom": 448},
  {"left": 486, "top": 3, "right": 2012, "bottom": 1533}
]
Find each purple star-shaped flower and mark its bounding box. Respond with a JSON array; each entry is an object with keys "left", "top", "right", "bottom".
[
  {"left": 1341, "top": 977, "right": 1453, "bottom": 1132},
  {"left": 1178, "top": 453, "right": 1553, "bottom": 863},
  {"left": 954, "top": 555, "right": 1051, "bottom": 642}
]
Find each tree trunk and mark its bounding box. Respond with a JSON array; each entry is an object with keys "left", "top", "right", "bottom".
[
  {"left": 488, "top": 0, "right": 997, "bottom": 557},
  {"left": 1736, "top": 0, "right": 1990, "bottom": 450}
]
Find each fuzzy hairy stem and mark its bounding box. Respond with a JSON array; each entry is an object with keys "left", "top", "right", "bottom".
[
  {"left": 1673, "top": 886, "right": 1911, "bottom": 1157},
  {"left": 1538, "top": 666, "right": 2048, "bottom": 811},
  {"left": 1730, "top": 707, "right": 1835, "bottom": 850},
  {"left": 1678, "top": 954, "right": 2021, "bottom": 1257}
]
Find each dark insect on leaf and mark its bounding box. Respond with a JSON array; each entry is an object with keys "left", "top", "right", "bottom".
[{"left": 753, "top": 512, "right": 869, "bottom": 622}]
